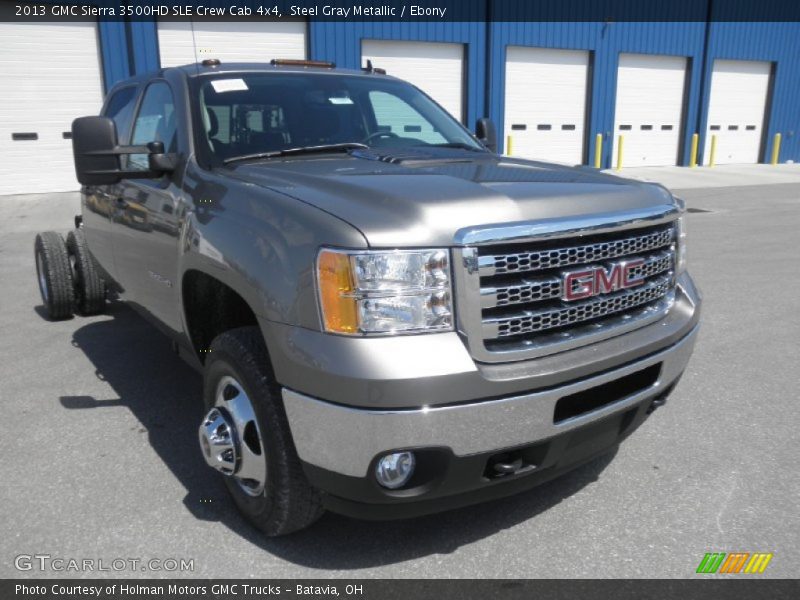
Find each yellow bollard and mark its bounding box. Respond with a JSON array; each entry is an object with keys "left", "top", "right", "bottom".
[
  {"left": 615, "top": 135, "right": 624, "bottom": 171},
  {"left": 594, "top": 133, "right": 603, "bottom": 169},
  {"left": 690, "top": 133, "right": 699, "bottom": 168},
  {"left": 506, "top": 135, "right": 513, "bottom": 156},
  {"left": 771, "top": 133, "right": 782, "bottom": 165},
  {"left": 708, "top": 135, "right": 717, "bottom": 167}
]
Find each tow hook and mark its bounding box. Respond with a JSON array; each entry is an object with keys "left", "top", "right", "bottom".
[
  {"left": 198, "top": 407, "right": 239, "bottom": 475},
  {"left": 647, "top": 378, "right": 681, "bottom": 415},
  {"left": 493, "top": 457, "right": 523, "bottom": 476},
  {"left": 485, "top": 451, "right": 529, "bottom": 479},
  {"left": 647, "top": 396, "right": 667, "bottom": 414}
]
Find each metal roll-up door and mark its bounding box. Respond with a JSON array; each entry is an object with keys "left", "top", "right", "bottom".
[
  {"left": 703, "top": 59, "right": 772, "bottom": 165},
  {"left": 0, "top": 22, "right": 104, "bottom": 195},
  {"left": 504, "top": 47, "right": 590, "bottom": 164},
  {"left": 157, "top": 20, "right": 307, "bottom": 67},
  {"left": 612, "top": 53, "right": 688, "bottom": 167}
]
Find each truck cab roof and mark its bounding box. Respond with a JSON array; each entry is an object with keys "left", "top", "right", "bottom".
[{"left": 117, "top": 60, "right": 392, "bottom": 87}]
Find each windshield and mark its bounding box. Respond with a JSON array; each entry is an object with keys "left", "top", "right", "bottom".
[{"left": 194, "top": 72, "right": 483, "bottom": 164}]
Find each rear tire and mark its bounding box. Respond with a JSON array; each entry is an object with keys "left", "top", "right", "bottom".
[
  {"left": 202, "top": 326, "right": 324, "bottom": 536},
  {"left": 66, "top": 229, "right": 105, "bottom": 315},
  {"left": 34, "top": 232, "right": 74, "bottom": 320}
]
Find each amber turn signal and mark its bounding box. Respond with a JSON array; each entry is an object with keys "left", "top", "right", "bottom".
[{"left": 317, "top": 250, "right": 358, "bottom": 333}]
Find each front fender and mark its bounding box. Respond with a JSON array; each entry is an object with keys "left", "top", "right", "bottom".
[{"left": 178, "top": 163, "right": 368, "bottom": 332}]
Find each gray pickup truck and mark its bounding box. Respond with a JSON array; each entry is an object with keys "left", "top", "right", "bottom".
[{"left": 34, "top": 59, "right": 700, "bottom": 536}]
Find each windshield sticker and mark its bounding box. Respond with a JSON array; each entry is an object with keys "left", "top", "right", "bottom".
[
  {"left": 210, "top": 78, "right": 249, "bottom": 93},
  {"left": 329, "top": 96, "right": 354, "bottom": 105}
]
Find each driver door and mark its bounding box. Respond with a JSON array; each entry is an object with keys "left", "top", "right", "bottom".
[{"left": 112, "top": 80, "right": 185, "bottom": 334}]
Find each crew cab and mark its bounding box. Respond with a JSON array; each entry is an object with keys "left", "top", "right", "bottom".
[{"left": 33, "top": 59, "right": 701, "bottom": 535}]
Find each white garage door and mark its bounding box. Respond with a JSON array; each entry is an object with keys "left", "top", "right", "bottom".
[
  {"left": 703, "top": 60, "right": 771, "bottom": 165},
  {"left": 612, "top": 53, "right": 687, "bottom": 167},
  {"left": 504, "top": 47, "right": 589, "bottom": 164},
  {"left": 361, "top": 40, "right": 464, "bottom": 123},
  {"left": 0, "top": 22, "right": 104, "bottom": 196},
  {"left": 158, "top": 21, "right": 306, "bottom": 67}
]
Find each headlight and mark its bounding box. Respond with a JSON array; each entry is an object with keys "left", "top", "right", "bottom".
[
  {"left": 675, "top": 215, "right": 687, "bottom": 274},
  {"left": 316, "top": 248, "right": 453, "bottom": 335}
]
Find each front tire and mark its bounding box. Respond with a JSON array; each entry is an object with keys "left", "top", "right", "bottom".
[
  {"left": 201, "top": 327, "right": 324, "bottom": 536},
  {"left": 34, "top": 232, "right": 74, "bottom": 320},
  {"left": 66, "top": 229, "right": 105, "bottom": 315}
]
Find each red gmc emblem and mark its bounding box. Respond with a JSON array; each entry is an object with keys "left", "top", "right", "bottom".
[{"left": 562, "top": 259, "right": 645, "bottom": 301}]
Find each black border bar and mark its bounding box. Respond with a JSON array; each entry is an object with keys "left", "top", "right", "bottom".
[
  {"left": 3, "top": 579, "right": 800, "bottom": 600},
  {"left": 3, "top": 0, "right": 800, "bottom": 22}
]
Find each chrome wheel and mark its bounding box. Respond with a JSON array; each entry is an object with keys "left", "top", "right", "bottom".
[
  {"left": 36, "top": 252, "right": 48, "bottom": 303},
  {"left": 198, "top": 375, "right": 267, "bottom": 496},
  {"left": 199, "top": 408, "right": 238, "bottom": 475}
]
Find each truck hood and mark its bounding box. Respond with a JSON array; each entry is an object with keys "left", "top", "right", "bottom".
[{"left": 225, "top": 151, "right": 676, "bottom": 247}]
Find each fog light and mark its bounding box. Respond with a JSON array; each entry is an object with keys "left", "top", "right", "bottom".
[{"left": 375, "top": 451, "right": 416, "bottom": 489}]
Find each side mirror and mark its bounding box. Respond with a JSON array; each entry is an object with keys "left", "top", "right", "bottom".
[
  {"left": 71, "top": 116, "right": 175, "bottom": 185},
  {"left": 475, "top": 118, "right": 498, "bottom": 153},
  {"left": 72, "top": 117, "right": 122, "bottom": 185}
]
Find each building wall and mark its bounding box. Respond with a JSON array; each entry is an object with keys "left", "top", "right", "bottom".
[
  {"left": 702, "top": 21, "right": 800, "bottom": 164},
  {"left": 128, "top": 20, "right": 161, "bottom": 74},
  {"left": 96, "top": 20, "right": 130, "bottom": 89},
  {"left": 105, "top": 4, "right": 488, "bottom": 128},
  {"left": 488, "top": 19, "right": 707, "bottom": 166},
  {"left": 94, "top": 1, "right": 800, "bottom": 165}
]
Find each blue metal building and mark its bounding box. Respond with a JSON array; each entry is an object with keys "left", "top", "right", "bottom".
[
  {"left": 94, "top": 1, "right": 800, "bottom": 167},
  {"left": 3, "top": 1, "right": 799, "bottom": 194}
]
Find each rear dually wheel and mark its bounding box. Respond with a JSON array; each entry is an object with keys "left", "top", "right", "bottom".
[
  {"left": 66, "top": 228, "right": 105, "bottom": 315},
  {"left": 34, "top": 231, "right": 74, "bottom": 320}
]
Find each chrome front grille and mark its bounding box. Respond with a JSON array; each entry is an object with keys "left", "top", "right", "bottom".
[
  {"left": 482, "top": 249, "right": 674, "bottom": 309},
  {"left": 478, "top": 226, "right": 674, "bottom": 276},
  {"left": 458, "top": 219, "right": 679, "bottom": 360},
  {"left": 486, "top": 275, "right": 672, "bottom": 338}
]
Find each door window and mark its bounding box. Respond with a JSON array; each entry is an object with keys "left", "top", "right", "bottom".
[
  {"left": 103, "top": 86, "right": 138, "bottom": 142},
  {"left": 129, "top": 82, "right": 177, "bottom": 170}
]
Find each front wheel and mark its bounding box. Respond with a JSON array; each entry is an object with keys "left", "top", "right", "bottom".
[{"left": 198, "top": 327, "right": 324, "bottom": 536}]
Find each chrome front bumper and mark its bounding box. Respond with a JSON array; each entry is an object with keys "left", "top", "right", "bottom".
[{"left": 283, "top": 323, "right": 698, "bottom": 478}]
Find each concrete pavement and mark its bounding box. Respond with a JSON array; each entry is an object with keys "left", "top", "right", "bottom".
[
  {"left": 0, "top": 177, "right": 798, "bottom": 578},
  {"left": 603, "top": 162, "right": 800, "bottom": 190}
]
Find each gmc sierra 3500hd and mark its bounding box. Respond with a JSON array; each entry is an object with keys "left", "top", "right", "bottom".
[{"left": 33, "top": 59, "right": 700, "bottom": 536}]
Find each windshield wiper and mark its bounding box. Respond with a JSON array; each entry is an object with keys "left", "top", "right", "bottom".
[{"left": 223, "top": 142, "right": 368, "bottom": 164}]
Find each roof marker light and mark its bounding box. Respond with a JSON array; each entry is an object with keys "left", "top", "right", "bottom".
[{"left": 270, "top": 59, "right": 336, "bottom": 69}]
